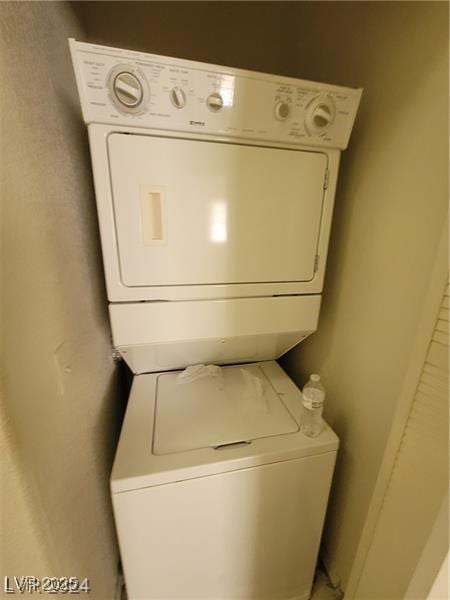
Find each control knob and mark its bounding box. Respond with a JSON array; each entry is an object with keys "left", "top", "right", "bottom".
[
  {"left": 170, "top": 86, "right": 186, "bottom": 109},
  {"left": 108, "top": 65, "right": 148, "bottom": 114},
  {"left": 206, "top": 92, "right": 224, "bottom": 112},
  {"left": 113, "top": 72, "right": 142, "bottom": 107},
  {"left": 274, "top": 101, "right": 291, "bottom": 121},
  {"left": 306, "top": 96, "right": 335, "bottom": 135}
]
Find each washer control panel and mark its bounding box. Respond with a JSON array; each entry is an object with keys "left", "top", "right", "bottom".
[{"left": 70, "top": 39, "right": 362, "bottom": 149}]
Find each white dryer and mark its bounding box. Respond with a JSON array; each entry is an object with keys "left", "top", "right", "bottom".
[{"left": 70, "top": 39, "right": 361, "bottom": 600}]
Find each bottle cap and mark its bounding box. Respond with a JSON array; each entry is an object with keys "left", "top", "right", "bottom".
[{"left": 310, "top": 374, "right": 320, "bottom": 382}]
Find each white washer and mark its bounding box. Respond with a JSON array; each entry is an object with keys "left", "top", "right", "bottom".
[
  {"left": 112, "top": 361, "right": 338, "bottom": 600},
  {"left": 69, "top": 39, "right": 361, "bottom": 600}
]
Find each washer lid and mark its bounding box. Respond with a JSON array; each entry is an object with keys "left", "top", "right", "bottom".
[
  {"left": 111, "top": 361, "right": 339, "bottom": 493},
  {"left": 153, "top": 364, "right": 299, "bottom": 455}
]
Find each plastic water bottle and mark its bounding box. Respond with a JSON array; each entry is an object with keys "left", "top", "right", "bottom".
[{"left": 301, "top": 374, "right": 325, "bottom": 437}]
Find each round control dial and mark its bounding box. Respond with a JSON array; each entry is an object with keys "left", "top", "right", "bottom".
[
  {"left": 305, "top": 96, "right": 335, "bottom": 135},
  {"left": 108, "top": 64, "right": 149, "bottom": 114},
  {"left": 206, "top": 92, "right": 224, "bottom": 112},
  {"left": 170, "top": 86, "right": 186, "bottom": 109},
  {"left": 113, "top": 72, "right": 142, "bottom": 107},
  {"left": 274, "top": 101, "right": 291, "bottom": 121}
]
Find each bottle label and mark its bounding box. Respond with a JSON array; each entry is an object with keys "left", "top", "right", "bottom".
[
  {"left": 302, "top": 398, "right": 323, "bottom": 410},
  {"left": 302, "top": 387, "right": 324, "bottom": 411}
]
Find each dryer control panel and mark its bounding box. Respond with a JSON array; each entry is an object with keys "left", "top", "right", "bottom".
[{"left": 69, "top": 39, "right": 362, "bottom": 150}]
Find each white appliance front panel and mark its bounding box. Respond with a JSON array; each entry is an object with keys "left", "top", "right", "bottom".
[
  {"left": 109, "top": 294, "right": 321, "bottom": 373},
  {"left": 108, "top": 133, "right": 327, "bottom": 288},
  {"left": 113, "top": 451, "right": 336, "bottom": 600},
  {"left": 70, "top": 39, "right": 362, "bottom": 151}
]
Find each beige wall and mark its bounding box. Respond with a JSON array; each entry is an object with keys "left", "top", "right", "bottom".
[
  {"left": 76, "top": 2, "right": 301, "bottom": 76},
  {"left": 1, "top": 3, "right": 123, "bottom": 598},
  {"left": 281, "top": 1, "right": 448, "bottom": 590},
  {"left": 78, "top": 2, "right": 448, "bottom": 591},
  {"left": 1, "top": 403, "right": 52, "bottom": 584},
  {"left": 4, "top": 2, "right": 446, "bottom": 596}
]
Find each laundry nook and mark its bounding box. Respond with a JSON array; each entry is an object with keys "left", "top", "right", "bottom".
[{"left": 2, "top": 4, "right": 447, "bottom": 600}]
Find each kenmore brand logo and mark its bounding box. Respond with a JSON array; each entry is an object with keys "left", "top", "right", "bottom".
[{"left": 189, "top": 120, "right": 205, "bottom": 126}]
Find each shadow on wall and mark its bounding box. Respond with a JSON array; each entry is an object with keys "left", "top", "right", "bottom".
[
  {"left": 73, "top": 1, "right": 300, "bottom": 76},
  {"left": 281, "top": 1, "right": 448, "bottom": 591},
  {"left": 1, "top": 3, "right": 130, "bottom": 598}
]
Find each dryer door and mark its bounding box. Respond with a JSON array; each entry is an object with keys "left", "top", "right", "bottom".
[{"left": 108, "top": 133, "right": 327, "bottom": 288}]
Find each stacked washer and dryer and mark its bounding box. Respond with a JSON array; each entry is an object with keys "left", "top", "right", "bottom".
[{"left": 70, "top": 40, "right": 361, "bottom": 600}]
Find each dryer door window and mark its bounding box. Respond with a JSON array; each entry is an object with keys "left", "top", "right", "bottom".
[{"left": 107, "top": 133, "right": 327, "bottom": 287}]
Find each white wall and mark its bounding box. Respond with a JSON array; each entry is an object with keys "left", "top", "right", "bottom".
[
  {"left": 0, "top": 4, "right": 123, "bottom": 598},
  {"left": 281, "top": 1, "right": 448, "bottom": 590}
]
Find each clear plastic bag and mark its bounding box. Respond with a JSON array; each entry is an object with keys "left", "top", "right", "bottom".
[
  {"left": 177, "top": 364, "right": 223, "bottom": 385},
  {"left": 176, "top": 364, "right": 270, "bottom": 413},
  {"left": 240, "top": 368, "right": 269, "bottom": 413}
]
